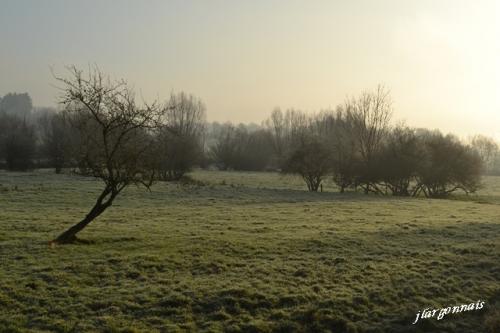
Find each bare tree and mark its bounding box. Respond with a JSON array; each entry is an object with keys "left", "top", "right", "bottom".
[
  {"left": 265, "top": 108, "right": 287, "bottom": 159},
  {"left": 51, "top": 66, "right": 164, "bottom": 244},
  {"left": 264, "top": 108, "right": 309, "bottom": 169},
  {"left": 330, "top": 110, "right": 360, "bottom": 193},
  {"left": 469, "top": 135, "right": 499, "bottom": 174},
  {"left": 344, "top": 85, "right": 392, "bottom": 193},
  {"left": 156, "top": 92, "right": 206, "bottom": 180}
]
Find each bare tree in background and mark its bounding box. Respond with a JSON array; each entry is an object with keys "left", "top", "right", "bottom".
[
  {"left": 51, "top": 66, "right": 164, "bottom": 244},
  {"left": 264, "top": 108, "right": 309, "bottom": 169},
  {"left": 210, "top": 123, "right": 239, "bottom": 170},
  {"left": 265, "top": 108, "right": 287, "bottom": 160},
  {"left": 156, "top": 92, "right": 206, "bottom": 180},
  {"left": 345, "top": 85, "right": 392, "bottom": 193},
  {"left": 330, "top": 110, "right": 360, "bottom": 193},
  {"left": 469, "top": 135, "right": 499, "bottom": 174}
]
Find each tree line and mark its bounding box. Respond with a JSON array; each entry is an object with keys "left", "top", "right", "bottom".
[
  {"left": 1, "top": 72, "right": 500, "bottom": 195},
  {"left": 261, "top": 87, "right": 491, "bottom": 198},
  {"left": 2, "top": 67, "right": 499, "bottom": 243}
]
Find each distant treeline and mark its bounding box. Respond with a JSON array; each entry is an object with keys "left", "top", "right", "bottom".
[{"left": 1, "top": 88, "right": 499, "bottom": 198}]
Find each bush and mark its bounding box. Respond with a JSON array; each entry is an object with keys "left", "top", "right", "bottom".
[
  {"left": 377, "top": 127, "right": 424, "bottom": 196},
  {"left": 282, "top": 136, "right": 331, "bottom": 192},
  {"left": 414, "top": 133, "right": 482, "bottom": 198}
]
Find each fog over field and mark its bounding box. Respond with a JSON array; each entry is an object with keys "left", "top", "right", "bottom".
[
  {"left": 1, "top": 1, "right": 500, "bottom": 138},
  {"left": 0, "top": 1, "right": 499, "bottom": 333}
]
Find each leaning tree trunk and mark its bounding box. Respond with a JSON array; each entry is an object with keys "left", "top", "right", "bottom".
[{"left": 53, "top": 187, "right": 116, "bottom": 244}]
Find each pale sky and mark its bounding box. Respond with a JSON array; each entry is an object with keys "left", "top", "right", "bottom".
[{"left": 1, "top": 0, "right": 499, "bottom": 139}]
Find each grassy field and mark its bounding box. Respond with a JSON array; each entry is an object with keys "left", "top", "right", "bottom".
[{"left": 0, "top": 170, "right": 499, "bottom": 333}]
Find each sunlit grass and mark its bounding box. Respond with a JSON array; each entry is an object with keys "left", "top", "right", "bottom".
[{"left": 0, "top": 170, "right": 499, "bottom": 332}]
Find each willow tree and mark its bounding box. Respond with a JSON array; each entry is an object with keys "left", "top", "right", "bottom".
[{"left": 52, "top": 66, "right": 165, "bottom": 244}]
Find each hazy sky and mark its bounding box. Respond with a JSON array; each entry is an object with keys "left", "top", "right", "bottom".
[{"left": 1, "top": 0, "right": 499, "bottom": 138}]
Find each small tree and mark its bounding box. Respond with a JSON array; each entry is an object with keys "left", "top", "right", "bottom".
[
  {"left": 52, "top": 66, "right": 164, "bottom": 244},
  {"left": 283, "top": 136, "right": 331, "bottom": 192}
]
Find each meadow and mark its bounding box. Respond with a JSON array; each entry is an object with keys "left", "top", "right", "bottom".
[{"left": 0, "top": 170, "right": 499, "bottom": 332}]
